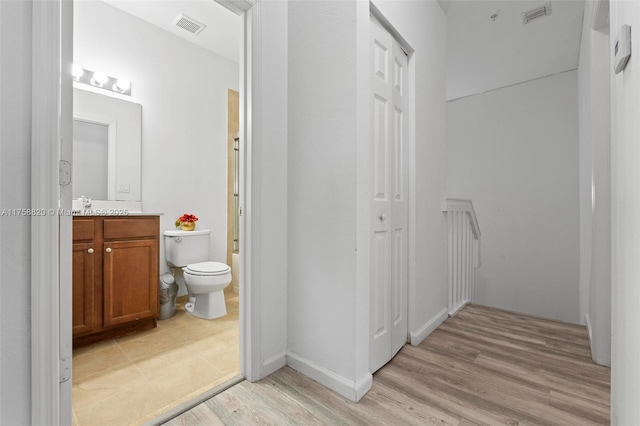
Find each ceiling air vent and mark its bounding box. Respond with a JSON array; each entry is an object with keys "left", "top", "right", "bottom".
[
  {"left": 173, "top": 14, "right": 206, "bottom": 35},
  {"left": 522, "top": 3, "right": 552, "bottom": 24}
]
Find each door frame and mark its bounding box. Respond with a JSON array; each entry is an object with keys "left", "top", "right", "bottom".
[{"left": 31, "top": 0, "right": 264, "bottom": 423}]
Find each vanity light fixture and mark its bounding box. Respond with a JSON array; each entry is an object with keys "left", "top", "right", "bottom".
[
  {"left": 72, "top": 64, "right": 132, "bottom": 96},
  {"left": 71, "top": 64, "right": 84, "bottom": 80},
  {"left": 114, "top": 78, "right": 131, "bottom": 93},
  {"left": 91, "top": 71, "right": 108, "bottom": 87}
]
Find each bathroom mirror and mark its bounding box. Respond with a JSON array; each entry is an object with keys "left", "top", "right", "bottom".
[{"left": 73, "top": 88, "right": 142, "bottom": 201}]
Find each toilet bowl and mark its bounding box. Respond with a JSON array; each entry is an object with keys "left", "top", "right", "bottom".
[
  {"left": 163, "top": 229, "right": 232, "bottom": 320},
  {"left": 182, "top": 261, "right": 232, "bottom": 320}
]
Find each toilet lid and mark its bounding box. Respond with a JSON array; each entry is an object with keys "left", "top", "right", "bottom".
[{"left": 184, "top": 261, "right": 230, "bottom": 276}]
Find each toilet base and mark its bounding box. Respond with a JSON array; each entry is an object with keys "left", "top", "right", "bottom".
[{"left": 185, "top": 290, "right": 227, "bottom": 320}]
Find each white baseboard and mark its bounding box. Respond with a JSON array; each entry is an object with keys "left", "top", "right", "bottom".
[
  {"left": 263, "top": 351, "right": 287, "bottom": 377},
  {"left": 354, "top": 372, "right": 373, "bottom": 401},
  {"left": 449, "top": 301, "right": 469, "bottom": 317},
  {"left": 409, "top": 307, "right": 448, "bottom": 346},
  {"left": 286, "top": 350, "right": 372, "bottom": 402}
]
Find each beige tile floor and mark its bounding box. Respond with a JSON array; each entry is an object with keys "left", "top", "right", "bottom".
[{"left": 72, "top": 291, "right": 240, "bottom": 426}]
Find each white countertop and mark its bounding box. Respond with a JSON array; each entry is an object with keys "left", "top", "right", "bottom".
[{"left": 70, "top": 199, "right": 162, "bottom": 216}]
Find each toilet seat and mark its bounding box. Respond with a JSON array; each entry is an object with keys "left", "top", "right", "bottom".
[{"left": 184, "top": 261, "right": 231, "bottom": 276}]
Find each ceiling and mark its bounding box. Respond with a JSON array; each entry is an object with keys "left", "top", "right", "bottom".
[
  {"left": 101, "top": 0, "right": 584, "bottom": 101},
  {"left": 102, "top": 0, "right": 241, "bottom": 63},
  {"left": 446, "top": 0, "right": 585, "bottom": 100}
]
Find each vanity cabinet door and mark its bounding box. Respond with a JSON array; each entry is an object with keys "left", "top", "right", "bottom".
[
  {"left": 103, "top": 239, "right": 158, "bottom": 327},
  {"left": 72, "top": 242, "right": 98, "bottom": 336}
]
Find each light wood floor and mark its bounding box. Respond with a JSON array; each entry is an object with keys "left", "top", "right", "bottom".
[{"left": 163, "top": 304, "right": 610, "bottom": 426}]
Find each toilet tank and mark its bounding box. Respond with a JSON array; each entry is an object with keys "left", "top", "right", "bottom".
[{"left": 164, "top": 229, "right": 211, "bottom": 267}]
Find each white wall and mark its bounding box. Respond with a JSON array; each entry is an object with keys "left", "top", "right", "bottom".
[
  {"left": 287, "top": 0, "right": 365, "bottom": 400},
  {"left": 577, "top": 0, "right": 611, "bottom": 366},
  {"left": 74, "top": 1, "right": 239, "bottom": 290},
  {"left": 578, "top": 10, "right": 593, "bottom": 328},
  {"left": 287, "top": 0, "right": 447, "bottom": 401},
  {"left": 0, "top": 0, "right": 33, "bottom": 423},
  {"left": 610, "top": 0, "right": 640, "bottom": 422},
  {"left": 446, "top": 71, "right": 581, "bottom": 323},
  {"left": 253, "top": 0, "right": 289, "bottom": 378}
]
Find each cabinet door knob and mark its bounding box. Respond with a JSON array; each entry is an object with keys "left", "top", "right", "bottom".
[
  {"left": 87, "top": 248, "right": 94, "bottom": 254},
  {"left": 380, "top": 213, "right": 386, "bottom": 221},
  {"left": 105, "top": 247, "right": 112, "bottom": 253}
]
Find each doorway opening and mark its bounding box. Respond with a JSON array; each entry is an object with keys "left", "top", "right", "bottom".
[
  {"left": 30, "top": 0, "right": 263, "bottom": 424},
  {"left": 68, "top": 2, "right": 243, "bottom": 424}
]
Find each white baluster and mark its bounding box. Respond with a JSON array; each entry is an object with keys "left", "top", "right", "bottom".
[
  {"left": 443, "top": 198, "right": 481, "bottom": 316},
  {"left": 447, "top": 212, "right": 454, "bottom": 313}
]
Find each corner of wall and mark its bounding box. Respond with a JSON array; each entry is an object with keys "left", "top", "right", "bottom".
[
  {"left": 262, "top": 351, "right": 287, "bottom": 377},
  {"left": 585, "top": 312, "right": 593, "bottom": 348},
  {"left": 409, "top": 307, "right": 448, "bottom": 346},
  {"left": 254, "top": 0, "right": 289, "bottom": 381},
  {"left": 286, "top": 350, "right": 372, "bottom": 402}
]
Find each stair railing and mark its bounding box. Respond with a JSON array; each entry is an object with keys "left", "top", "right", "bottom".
[{"left": 442, "top": 198, "right": 481, "bottom": 316}]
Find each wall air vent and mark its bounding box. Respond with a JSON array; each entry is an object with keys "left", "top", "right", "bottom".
[
  {"left": 522, "top": 3, "right": 552, "bottom": 24},
  {"left": 173, "top": 14, "right": 206, "bottom": 35}
]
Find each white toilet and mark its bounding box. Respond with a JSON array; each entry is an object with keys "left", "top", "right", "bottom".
[{"left": 164, "top": 229, "right": 232, "bottom": 319}]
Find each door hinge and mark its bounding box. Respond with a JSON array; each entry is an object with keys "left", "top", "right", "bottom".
[
  {"left": 59, "top": 357, "right": 71, "bottom": 383},
  {"left": 59, "top": 160, "right": 71, "bottom": 186}
]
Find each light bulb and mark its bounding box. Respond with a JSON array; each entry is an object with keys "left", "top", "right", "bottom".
[
  {"left": 91, "top": 71, "right": 108, "bottom": 86},
  {"left": 114, "top": 78, "right": 131, "bottom": 93},
  {"left": 72, "top": 64, "right": 84, "bottom": 80}
]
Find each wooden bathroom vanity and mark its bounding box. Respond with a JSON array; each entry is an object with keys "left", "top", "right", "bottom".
[{"left": 72, "top": 215, "right": 160, "bottom": 347}]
